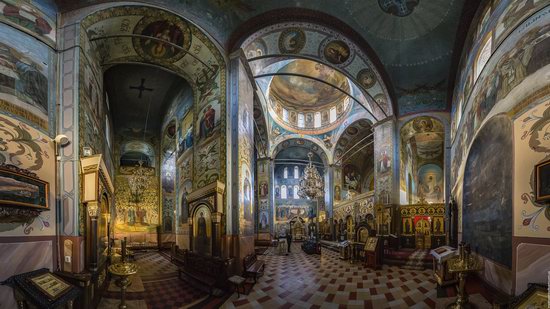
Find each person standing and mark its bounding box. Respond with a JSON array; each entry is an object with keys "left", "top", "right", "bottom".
[{"left": 286, "top": 231, "right": 292, "bottom": 254}]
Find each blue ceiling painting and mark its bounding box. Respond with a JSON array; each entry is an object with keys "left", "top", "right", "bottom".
[{"left": 55, "top": 0, "right": 468, "bottom": 116}]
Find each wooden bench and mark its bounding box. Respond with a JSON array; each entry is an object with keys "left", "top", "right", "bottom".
[
  {"left": 178, "top": 251, "right": 229, "bottom": 296},
  {"left": 243, "top": 253, "right": 265, "bottom": 283}
]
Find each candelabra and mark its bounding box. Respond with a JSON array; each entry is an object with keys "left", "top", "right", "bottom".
[{"left": 298, "top": 153, "right": 324, "bottom": 246}]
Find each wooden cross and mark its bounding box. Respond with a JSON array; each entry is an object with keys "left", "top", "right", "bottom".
[{"left": 129, "top": 78, "right": 153, "bottom": 98}]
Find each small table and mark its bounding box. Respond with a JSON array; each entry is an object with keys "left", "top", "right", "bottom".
[{"left": 228, "top": 275, "right": 246, "bottom": 297}]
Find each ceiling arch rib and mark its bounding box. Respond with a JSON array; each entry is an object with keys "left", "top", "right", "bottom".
[{"left": 241, "top": 21, "right": 393, "bottom": 119}]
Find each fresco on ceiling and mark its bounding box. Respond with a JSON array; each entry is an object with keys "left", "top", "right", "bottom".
[
  {"left": 451, "top": 7, "right": 550, "bottom": 183},
  {"left": 270, "top": 59, "right": 349, "bottom": 107},
  {"left": 278, "top": 28, "right": 306, "bottom": 54},
  {"left": 267, "top": 59, "right": 353, "bottom": 135},
  {"left": 378, "top": 0, "right": 420, "bottom": 17},
  {"left": 463, "top": 115, "right": 512, "bottom": 268},
  {"left": 514, "top": 99, "right": 550, "bottom": 238},
  {"left": 238, "top": 61, "right": 255, "bottom": 236},
  {"left": 0, "top": 113, "right": 54, "bottom": 234},
  {"left": 452, "top": 0, "right": 548, "bottom": 138},
  {"left": 0, "top": 0, "right": 56, "bottom": 47},
  {"left": 242, "top": 21, "right": 392, "bottom": 118},
  {"left": 0, "top": 23, "right": 54, "bottom": 131},
  {"left": 114, "top": 166, "right": 159, "bottom": 232},
  {"left": 397, "top": 81, "right": 447, "bottom": 115},
  {"left": 333, "top": 119, "right": 374, "bottom": 200},
  {"left": 81, "top": 5, "right": 226, "bottom": 189},
  {"left": 322, "top": 39, "right": 351, "bottom": 65},
  {"left": 245, "top": 38, "right": 266, "bottom": 58},
  {"left": 133, "top": 17, "right": 192, "bottom": 62}
]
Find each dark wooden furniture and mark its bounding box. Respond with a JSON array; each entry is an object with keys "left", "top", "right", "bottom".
[
  {"left": 170, "top": 244, "right": 187, "bottom": 266},
  {"left": 242, "top": 253, "right": 265, "bottom": 283},
  {"left": 178, "top": 251, "right": 229, "bottom": 296},
  {"left": 254, "top": 233, "right": 275, "bottom": 247},
  {"left": 1, "top": 268, "right": 81, "bottom": 309},
  {"left": 228, "top": 275, "right": 246, "bottom": 297},
  {"left": 364, "top": 237, "right": 382, "bottom": 270}
]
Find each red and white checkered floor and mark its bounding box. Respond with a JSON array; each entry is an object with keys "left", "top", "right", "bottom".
[{"left": 221, "top": 244, "right": 492, "bottom": 309}]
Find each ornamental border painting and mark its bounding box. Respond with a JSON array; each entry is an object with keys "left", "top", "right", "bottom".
[
  {"left": 0, "top": 164, "right": 48, "bottom": 210},
  {"left": 535, "top": 158, "right": 550, "bottom": 203}
]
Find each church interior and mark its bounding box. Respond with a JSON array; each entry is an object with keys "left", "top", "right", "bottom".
[{"left": 0, "top": 0, "right": 549, "bottom": 308}]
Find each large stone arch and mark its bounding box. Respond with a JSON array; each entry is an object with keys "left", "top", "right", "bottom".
[{"left": 271, "top": 135, "right": 332, "bottom": 165}]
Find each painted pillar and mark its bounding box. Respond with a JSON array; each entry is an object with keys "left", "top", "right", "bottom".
[
  {"left": 226, "top": 50, "right": 256, "bottom": 270},
  {"left": 325, "top": 165, "right": 334, "bottom": 218},
  {"left": 373, "top": 118, "right": 396, "bottom": 205},
  {"left": 257, "top": 158, "right": 272, "bottom": 234}
]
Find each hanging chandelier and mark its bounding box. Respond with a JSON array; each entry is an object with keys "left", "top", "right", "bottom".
[
  {"left": 298, "top": 152, "right": 324, "bottom": 199},
  {"left": 128, "top": 160, "right": 151, "bottom": 204}
]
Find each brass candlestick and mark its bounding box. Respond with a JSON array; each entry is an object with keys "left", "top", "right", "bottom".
[
  {"left": 446, "top": 243, "right": 483, "bottom": 309},
  {"left": 109, "top": 262, "right": 138, "bottom": 309}
]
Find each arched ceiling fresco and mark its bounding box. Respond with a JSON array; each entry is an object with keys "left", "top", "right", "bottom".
[
  {"left": 266, "top": 59, "right": 354, "bottom": 134},
  {"left": 270, "top": 60, "right": 349, "bottom": 109},
  {"left": 333, "top": 119, "right": 374, "bottom": 171},
  {"left": 401, "top": 116, "right": 445, "bottom": 162}
]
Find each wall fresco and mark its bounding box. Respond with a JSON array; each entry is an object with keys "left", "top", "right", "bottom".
[
  {"left": 514, "top": 98, "right": 550, "bottom": 238},
  {"left": 0, "top": 0, "right": 56, "bottom": 47},
  {"left": 452, "top": 7, "right": 550, "bottom": 184},
  {"left": 0, "top": 113, "right": 54, "bottom": 235},
  {"left": 463, "top": 115, "right": 512, "bottom": 268},
  {"left": 0, "top": 23, "right": 55, "bottom": 132}
]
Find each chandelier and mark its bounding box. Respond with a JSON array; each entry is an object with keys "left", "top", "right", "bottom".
[
  {"left": 298, "top": 153, "right": 324, "bottom": 199},
  {"left": 128, "top": 160, "right": 151, "bottom": 204}
]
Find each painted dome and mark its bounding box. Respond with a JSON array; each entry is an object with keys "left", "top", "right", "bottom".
[{"left": 268, "top": 59, "right": 353, "bottom": 134}]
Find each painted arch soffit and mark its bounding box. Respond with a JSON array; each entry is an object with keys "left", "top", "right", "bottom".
[
  {"left": 80, "top": 5, "right": 226, "bottom": 92},
  {"left": 241, "top": 22, "right": 393, "bottom": 119}
]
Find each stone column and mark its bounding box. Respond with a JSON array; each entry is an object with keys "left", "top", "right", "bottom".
[{"left": 86, "top": 201, "right": 99, "bottom": 271}]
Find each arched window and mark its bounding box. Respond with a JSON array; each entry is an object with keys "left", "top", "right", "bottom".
[
  {"left": 288, "top": 186, "right": 293, "bottom": 198},
  {"left": 294, "top": 166, "right": 299, "bottom": 179},
  {"left": 314, "top": 112, "right": 321, "bottom": 128},
  {"left": 294, "top": 185, "right": 299, "bottom": 199},
  {"left": 298, "top": 113, "right": 305, "bottom": 128},
  {"left": 281, "top": 185, "right": 287, "bottom": 199},
  {"left": 284, "top": 167, "right": 288, "bottom": 179}
]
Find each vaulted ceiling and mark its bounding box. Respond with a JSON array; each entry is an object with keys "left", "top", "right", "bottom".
[
  {"left": 56, "top": 0, "right": 477, "bottom": 116},
  {"left": 104, "top": 64, "right": 189, "bottom": 137}
]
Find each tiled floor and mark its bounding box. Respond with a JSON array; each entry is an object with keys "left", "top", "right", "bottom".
[
  {"left": 221, "top": 243, "right": 492, "bottom": 309},
  {"left": 99, "top": 251, "right": 208, "bottom": 309}
]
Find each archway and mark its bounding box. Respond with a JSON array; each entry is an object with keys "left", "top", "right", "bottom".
[{"left": 400, "top": 116, "right": 445, "bottom": 204}]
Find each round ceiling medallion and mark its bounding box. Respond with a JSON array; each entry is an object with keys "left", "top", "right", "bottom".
[
  {"left": 378, "top": 0, "right": 420, "bottom": 17},
  {"left": 346, "top": 126, "right": 359, "bottom": 135},
  {"left": 278, "top": 28, "right": 306, "bottom": 54},
  {"left": 357, "top": 68, "right": 376, "bottom": 89},
  {"left": 133, "top": 16, "right": 192, "bottom": 63},
  {"left": 322, "top": 39, "right": 351, "bottom": 65}
]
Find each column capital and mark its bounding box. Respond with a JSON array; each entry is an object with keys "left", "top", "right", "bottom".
[{"left": 86, "top": 201, "right": 99, "bottom": 218}]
